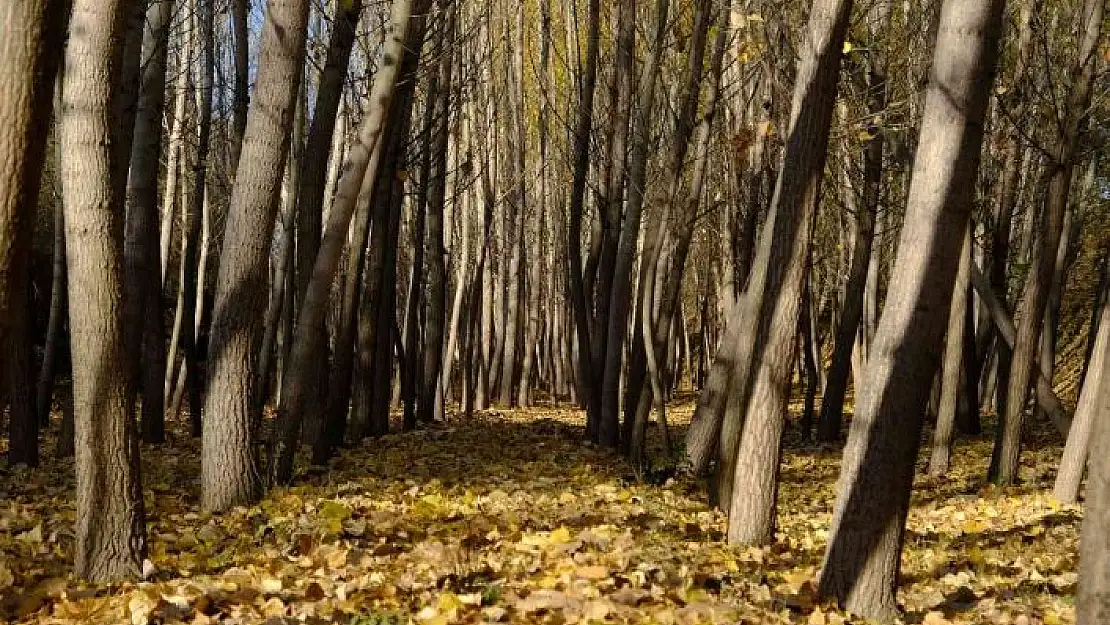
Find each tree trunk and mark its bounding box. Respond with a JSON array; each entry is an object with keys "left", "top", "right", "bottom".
[
  {"left": 273, "top": 0, "right": 418, "bottom": 481},
  {"left": 817, "top": 0, "right": 1002, "bottom": 616},
  {"left": 1077, "top": 296, "right": 1110, "bottom": 625},
  {"left": 1054, "top": 264, "right": 1110, "bottom": 503},
  {"left": 929, "top": 223, "right": 972, "bottom": 477},
  {"left": 1, "top": 0, "right": 69, "bottom": 467},
  {"left": 566, "top": 0, "right": 603, "bottom": 428},
  {"left": 724, "top": 0, "right": 853, "bottom": 543},
  {"left": 990, "top": 0, "right": 1102, "bottom": 485},
  {"left": 61, "top": 0, "right": 150, "bottom": 581},
  {"left": 124, "top": 0, "right": 174, "bottom": 445},
  {"left": 419, "top": 0, "right": 456, "bottom": 424},
  {"left": 202, "top": 0, "right": 311, "bottom": 511},
  {"left": 295, "top": 0, "right": 363, "bottom": 448}
]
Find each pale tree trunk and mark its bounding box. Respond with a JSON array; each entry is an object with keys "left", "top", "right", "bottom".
[
  {"left": 929, "top": 223, "right": 972, "bottom": 477},
  {"left": 991, "top": 0, "right": 1102, "bottom": 485},
  {"left": 1, "top": 0, "right": 69, "bottom": 467},
  {"left": 1054, "top": 266, "right": 1110, "bottom": 503},
  {"left": 124, "top": 0, "right": 175, "bottom": 445},
  {"left": 723, "top": 0, "right": 853, "bottom": 539},
  {"left": 61, "top": 0, "right": 150, "bottom": 581},
  {"left": 202, "top": 0, "right": 311, "bottom": 511},
  {"left": 817, "top": 0, "right": 1002, "bottom": 617},
  {"left": 1077, "top": 301, "right": 1110, "bottom": 625},
  {"left": 160, "top": 22, "right": 193, "bottom": 286},
  {"left": 272, "top": 0, "right": 417, "bottom": 482}
]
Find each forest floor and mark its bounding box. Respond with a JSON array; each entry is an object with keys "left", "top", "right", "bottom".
[{"left": 0, "top": 401, "right": 1081, "bottom": 625}]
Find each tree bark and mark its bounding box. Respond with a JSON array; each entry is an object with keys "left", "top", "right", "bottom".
[
  {"left": 990, "top": 0, "right": 1102, "bottom": 485},
  {"left": 202, "top": 0, "right": 311, "bottom": 510},
  {"left": 61, "top": 0, "right": 150, "bottom": 581},
  {"left": 124, "top": 0, "right": 175, "bottom": 445},
  {"left": 723, "top": 0, "right": 853, "bottom": 542},
  {"left": 929, "top": 223, "right": 972, "bottom": 477},
  {"left": 817, "top": 0, "right": 1002, "bottom": 616}
]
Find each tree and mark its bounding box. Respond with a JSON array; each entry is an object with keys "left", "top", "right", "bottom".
[
  {"left": 1077, "top": 285, "right": 1110, "bottom": 623},
  {"left": 722, "top": 0, "right": 853, "bottom": 541},
  {"left": 202, "top": 0, "right": 312, "bottom": 511},
  {"left": 991, "top": 0, "right": 1104, "bottom": 485},
  {"left": 0, "top": 0, "right": 68, "bottom": 468},
  {"left": 60, "top": 0, "right": 150, "bottom": 581},
  {"left": 817, "top": 0, "right": 1004, "bottom": 617},
  {"left": 273, "top": 0, "right": 420, "bottom": 481},
  {"left": 124, "top": 0, "right": 175, "bottom": 444}
]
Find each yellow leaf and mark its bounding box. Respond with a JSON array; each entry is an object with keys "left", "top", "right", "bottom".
[
  {"left": 575, "top": 565, "right": 609, "bottom": 580},
  {"left": 808, "top": 608, "right": 827, "bottom": 625},
  {"left": 923, "top": 611, "right": 953, "bottom": 625},
  {"left": 0, "top": 562, "right": 13, "bottom": 590},
  {"left": 842, "top": 41, "right": 854, "bottom": 54},
  {"left": 549, "top": 526, "right": 572, "bottom": 544}
]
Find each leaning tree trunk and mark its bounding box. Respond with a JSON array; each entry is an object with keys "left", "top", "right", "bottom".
[
  {"left": 991, "top": 0, "right": 1102, "bottom": 485},
  {"left": 815, "top": 2, "right": 889, "bottom": 442},
  {"left": 202, "top": 0, "right": 311, "bottom": 511},
  {"left": 1053, "top": 266, "right": 1110, "bottom": 503},
  {"left": 723, "top": 0, "right": 853, "bottom": 542},
  {"left": 817, "top": 0, "right": 1002, "bottom": 618},
  {"left": 272, "top": 0, "right": 417, "bottom": 482},
  {"left": 61, "top": 0, "right": 150, "bottom": 581},
  {"left": 294, "top": 0, "right": 364, "bottom": 448},
  {"left": 1077, "top": 292, "right": 1110, "bottom": 625}
]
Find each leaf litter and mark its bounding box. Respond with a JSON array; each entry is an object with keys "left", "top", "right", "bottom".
[{"left": 0, "top": 404, "right": 1081, "bottom": 624}]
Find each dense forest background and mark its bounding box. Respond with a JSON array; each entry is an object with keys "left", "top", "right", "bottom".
[{"left": 0, "top": 0, "right": 1109, "bottom": 623}]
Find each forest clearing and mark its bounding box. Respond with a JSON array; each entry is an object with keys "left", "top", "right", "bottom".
[
  {"left": 0, "top": 405, "right": 1083, "bottom": 624},
  {"left": 1, "top": 0, "right": 1108, "bottom": 622}
]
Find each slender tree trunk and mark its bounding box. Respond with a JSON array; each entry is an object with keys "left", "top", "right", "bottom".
[
  {"left": 61, "top": 0, "right": 150, "bottom": 581},
  {"left": 124, "top": 0, "right": 175, "bottom": 445},
  {"left": 817, "top": 0, "right": 1002, "bottom": 616},
  {"left": 566, "top": 0, "right": 602, "bottom": 428},
  {"left": 1054, "top": 265, "right": 1110, "bottom": 502},
  {"left": 929, "top": 223, "right": 972, "bottom": 477},
  {"left": 230, "top": 0, "right": 250, "bottom": 170},
  {"left": 419, "top": 0, "right": 456, "bottom": 424}
]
